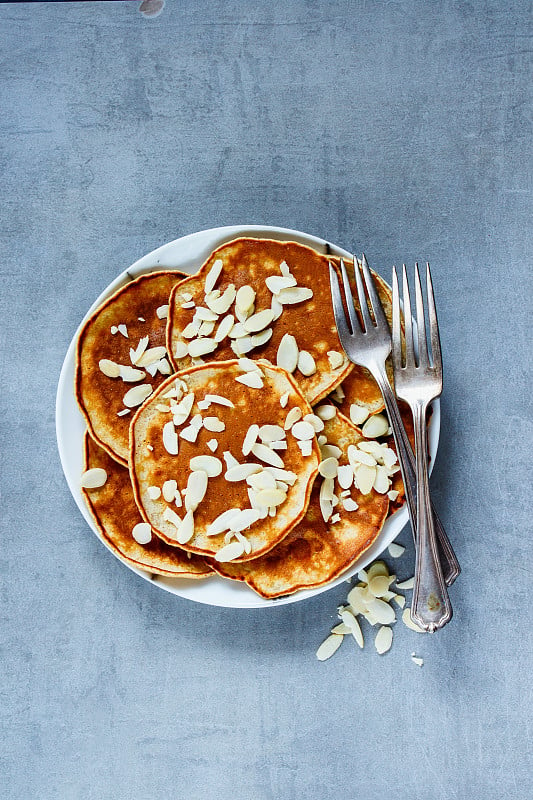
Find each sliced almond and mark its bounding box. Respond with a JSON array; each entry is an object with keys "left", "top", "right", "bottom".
[
  {"left": 354, "top": 464, "right": 377, "bottom": 495},
  {"left": 206, "top": 284, "right": 236, "bottom": 315},
  {"left": 368, "top": 574, "right": 391, "bottom": 598},
  {"left": 327, "top": 350, "right": 344, "bottom": 369},
  {"left": 291, "top": 420, "right": 315, "bottom": 440},
  {"left": 182, "top": 319, "right": 202, "bottom": 339},
  {"left": 225, "top": 463, "right": 262, "bottom": 482},
  {"left": 251, "top": 443, "right": 284, "bottom": 468},
  {"left": 279, "top": 391, "right": 290, "bottom": 408},
  {"left": 205, "top": 393, "right": 234, "bottom": 408},
  {"left": 123, "top": 384, "right": 152, "bottom": 408},
  {"left": 162, "top": 421, "right": 179, "bottom": 455},
  {"left": 347, "top": 445, "right": 377, "bottom": 467},
  {"left": 277, "top": 286, "right": 313, "bottom": 305},
  {"left": 129, "top": 336, "right": 150, "bottom": 365},
  {"left": 176, "top": 510, "right": 195, "bottom": 545},
  {"left": 339, "top": 609, "right": 364, "bottom": 648},
  {"left": 331, "top": 623, "right": 351, "bottom": 635},
  {"left": 258, "top": 424, "right": 285, "bottom": 443},
  {"left": 284, "top": 406, "right": 302, "bottom": 430},
  {"left": 318, "top": 457, "right": 338, "bottom": 479},
  {"left": 297, "top": 350, "right": 316, "bottom": 377},
  {"left": 117, "top": 323, "right": 128, "bottom": 338},
  {"left": 367, "top": 561, "right": 389, "bottom": 580},
  {"left": 204, "top": 258, "right": 223, "bottom": 294},
  {"left": 235, "top": 284, "right": 256, "bottom": 313},
  {"left": 189, "top": 455, "right": 222, "bottom": 477},
  {"left": 315, "top": 404, "right": 337, "bottom": 421},
  {"left": 80, "top": 468, "right": 107, "bottom": 489},
  {"left": 319, "top": 477, "right": 335, "bottom": 523},
  {"left": 276, "top": 334, "right": 299, "bottom": 373},
  {"left": 228, "top": 508, "right": 262, "bottom": 532},
  {"left": 195, "top": 306, "right": 219, "bottom": 322},
  {"left": 184, "top": 470, "right": 208, "bottom": 512},
  {"left": 337, "top": 465, "right": 354, "bottom": 490},
  {"left": 255, "top": 488, "right": 287, "bottom": 508},
  {"left": 411, "top": 655, "right": 424, "bottom": 667},
  {"left": 388, "top": 542, "right": 405, "bottom": 558},
  {"left": 265, "top": 274, "right": 297, "bottom": 294},
  {"left": 132, "top": 522, "right": 152, "bottom": 545},
  {"left": 137, "top": 346, "right": 167, "bottom": 367},
  {"left": 320, "top": 444, "right": 342, "bottom": 460},
  {"left": 375, "top": 625, "right": 393, "bottom": 654},
  {"left": 215, "top": 539, "right": 246, "bottom": 562},
  {"left": 367, "top": 597, "right": 396, "bottom": 625},
  {"left": 264, "top": 467, "right": 297, "bottom": 486},
  {"left": 223, "top": 451, "right": 240, "bottom": 469},
  {"left": 396, "top": 577, "right": 414, "bottom": 590},
  {"left": 173, "top": 341, "right": 189, "bottom": 359},
  {"left": 99, "top": 359, "right": 121, "bottom": 378},
  {"left": 362, "top": 413, "right": 389, "bottom": 439},
  {"left": 163, "top": 506, "right": 182, "bottom": 532},
  {"left": 187, "top": 338, "right": 217, "bottom": 358},
  {"left": 271, "top": 296, "right": 283, "bottom": 321},
  {"left": 279, "top": 260, "right": 291, "bottom": 277},
  {"left": 235, "top": 371, "right": 264, "bottom": 389},
  {"left": 303, "top": 413, "right": 324, "bottom": 432},
  {"left": 203, "top": 417, "right": 225, "bottom": 432},
  {"left": 147, "top": 486, "right": 161, "bottom": 500},
  {"left": 243, "top": 308, "right": 274, "bottom": 334},
  {"left": 247, "top": 470, "right": 277, "bottom": 491},
  {"left": 214, "top": 314, "right": 234, "bottom": 342},
  {"left": 373, "top": 466, "right": 391, "bottom": 494},
  {"left": 206, "top": 508, "right": 241, "bottom": 536},
  {"left": 156, "top": 304, "right": 169, "bottom": 319},
  {"left": 349, "top": 403, "right": 370, "bottom": 426},
  {"left": 392, "top": 593, "right": 406, "bottom": 609},
  {"left": 316, "top": 634, "right": 343, "bottom": 661},
  {"left": 402, "top": 607, "right": 426, "bottom": 632},
  {"left": 342, "top": 497, "right": 359, "bottom": 512},
  {"left": 242, "top": 424, "right": 260, "bottom": 457},
  {"left": 119, "top": 365, "right": 146, "bottom": 383}
]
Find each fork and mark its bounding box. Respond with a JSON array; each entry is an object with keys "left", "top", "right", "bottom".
[
  {"left": 391, "top": 263, "right": 452, "bottom": 631},
  {"left": 329, "top": 256, "right": 460, "bottom": 593}
]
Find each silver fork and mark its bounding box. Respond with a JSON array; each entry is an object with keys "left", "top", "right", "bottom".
[
  {"left": 391, "top": 263, "right": 452, "bottom": 631},
  {"left": 329, "top": 256, "right": 460, "bottom": 592}
]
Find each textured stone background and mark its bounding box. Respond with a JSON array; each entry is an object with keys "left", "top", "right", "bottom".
[{"left": 1, "top": 2, "right": 531, "bottom": 799}]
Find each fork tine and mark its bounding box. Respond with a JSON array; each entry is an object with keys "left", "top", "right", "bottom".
[
  {"left": 401, "top": 264, "right": 416, "bottom": 367},
  {"left": 414, "top": 262, "right": 429, "bottom": 368},
  {"left": 391, "top": 265, "right": 403, "bottom": 368},
  {"left": 328, "top": 262, "right": 355, "bottom": 352},
  {"left": 361, "top": 253, "right": 389, "bottom": 330},
  {"left": 353, "top": 257, "right": 373, "bottom": 332},
  {"left": 426, "top": 262, "right": 442, "bottom": 369},
  {"left": 338, "top": 258, "right": 360, "bottom": 334}
]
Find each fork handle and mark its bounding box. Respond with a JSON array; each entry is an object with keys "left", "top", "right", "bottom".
[
  {"left": 410, "top": 402, "right": 453, "bottom": 631},
  {"left": 373, "top": 367, "right": 460, "bottom": 586}
]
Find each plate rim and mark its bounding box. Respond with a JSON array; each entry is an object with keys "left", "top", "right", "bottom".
[{"left": 56, "top": 224, "right": 440, "bottom": 609}]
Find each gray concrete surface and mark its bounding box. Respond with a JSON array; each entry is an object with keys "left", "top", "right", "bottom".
[{"left": 1, "top": 2, "right": 531, "bottom": 799}]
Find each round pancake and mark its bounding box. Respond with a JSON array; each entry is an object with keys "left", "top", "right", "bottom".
[
  {"left": 76, "top": 270, "right": 186, "bottom": 465},
  {"left": 82, "top": 431, "right": 212, "bottom": 579},
  {"left": 130, "top": 360, "right": 320, "bottom": 562},
  {"left": 166, "top": 238, "right": 353, "bottom": 405},
  {"left": 212, "top": 411, "right": 391, "bottom": 598},
  {"left": 327, "top": 257, "right": 394, "bottom": 423}
]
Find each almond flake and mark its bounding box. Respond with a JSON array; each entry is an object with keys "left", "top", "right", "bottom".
[
  {"left": 367, "top": 597, "right": 396, "bottom": 625},
  {"left": 180, "top": 425, "right": 199, "bottom": 443},
  {"left": 276, "top": 334, "right": 299, "bottom": 373},
  {"left": 271, "top": 296, "right": 283, "bottom": 320},
  {"left": 284, "top": 407, "right": 302, "bottom": 430},
  {"left": 162, "top": 479, "right": 178, "bottom": 503},
  {"left": 297, "top": 439, "right": 313, "bottom": 456},
  {"left": 123, "top": 384, "right": 152, "bottom": 408},
  {"left": 225, "top": 463, "right": 262, "bottom": 482},
  {"left": 215, "top": 539, "right": 246, "bottom": 562},
  {"left": 235, "top": 284, "right": 256, "bottom": 313},
  {"left": 331, "top": 623, "right": 351, "bottom": 635},
  {"left": 373, "top": 466, "right": 391, "bottom": 494},
  {"left": 342, "top": 497, "right": 359, "bottom": 512},
  {"left": 214, "top": 314, "right": 234, "bottom": 342},
  {"left": 173, "top": 341, "right": 189, "bottom": 359},
  {"left": 155, "top": 358, "right": 172, "bottom": 375},
  {"left": 228, "top": 508, "right": 262, "bottom": 532},
  {"left": 368, "top": 575, "right": 391, "bottom": 598},
  {"left": 258, "top": 424, "right": 285, "bottom": 443},
  {"left": 330, "top": 513, "right": 341, "bottom": 523},
  {"left": 129, "top": 336, "right": 150, "bottom": 365},
  {"left": 243, "top": 308, "right": 274, "bottom": 334},
  {"left": 265, "top": 275, "right": 297, "bottom": 293},
  {"left": 392, "top": 594, "right": 406, "bottom": 609},
  {"left": 234, "top": 530, "right": 252, "bottom": 554},
  {"left": 297, "top": 350, "right": 316, "bottom": 377},
  {"left": 254, "top": 488, "right": 287, "bottom": 508},
  {"left": 137, "top": 346, "right": 167, "bottom": 367},
  {"left": 198, "top": 320, "right": 215, "bottom": 337},
  {"left": 319, "top": 477, "right": 335, "bottom": 522},
  {"left": 181, "top": 301, "right": 195, "bottom": 309},
  {"left": 156, "top": 304, "right": 169, "bottom": 319},
  {"left": 163, "top": 506, "right": 182, "bottom": 531},
  {"left": 303, "top": 413, "right": 324, "bottom": 433},
  {"left": 264, "top": 467, "right": 297, "bottom": 485},
  {"left": 189, "top": 455, "right": 222, "bottom": 477},
  {"left": 162, "top": 421, "right": 179, "bottom": 455},
  {"left": 206, "top": 438, "right": 218, "bottom": 452},
  {"left": 188, "top": 338, "right": 217, "bottom": 358},
  {"left": 242, "top": 424, "right": 260, "bottom": 457},
  {"left": 206, "top": 508, "right": 241, "bottom": 537},
  {"left": 204, "top": 258, "right": 223, "bottom": 294},
  {"left": 147, "top": 486, "right": 161, "bottom": 500},
  {"left": 99, "top": 359, "right": 121, "bottom": 378},
  {"left": 110, "top": 326, "right": 118, "bottom": 334},
  {"left": 279, "top": 391, "right": 290, "bottom": 408},
  {"left": 348, "top": 445, "right": 377, "bottom": 467},
  {"left": 349, "top": 403, "right": 370, "bottom": 426},
  {"left": 277, "top": 286, "right": 313, "bottom": 305},
  {"left": 203, "top": 393, "right": 233, "bottom": 408},
  {"left": 269, "top": 440, "right": 287, "bottom": 451},
  {"left": 320, "top": 444, "right": 342, "bottom": 460},
  {"left": 291, "top": 420, "right": 315, "bottom": 440},
  {"left": 362, "top": 413, "right": 389, "bottom": 439},
  {"left": 316, "top": 634, "right": 343, "bottom": 661},
  {"left": 184, "top": 470, "right": 208, "bottom": 512},
  {"left": 331, "top": 384, "right": 345, "bottom": 402},
  {"left": 402, "top": 607, "right": 426, "bottom": 632},
  {"left": 339, "top": 609, "right": 364, "bottom": 648},
  {"left": 251, "top": 443, "right": 284, "bottom": 468},
  {"left": 375, "top": 626, "right": 393, "bottom": 654},
  {"left": 132, "top": 522, "right": 152, "bottom": 545},
  {"left": 117, "top": 324, "right": 128, "bottom": 338},
  {"left": 247, "top": 470, "right": 276, "bottom": 491},
  {"left": 367, "top": 561, "right": 389, "bottom": 580},
  {"left": 206, "top": 284, "right": 236, "bottom": 315},
  {"left": 203, "top": 416, "right": 225, "bottom": 433},
  {"left": 235, "top": 371, "right": 264, "bottom": 389},
  {"left": 315, "top": 404, "right": 337, "bottom": 421},
  {"left": 182, "top": 319, "right": 202, "bottom": 339},
  {"left": 196, "top": 306, "right": 219, "bottom": 322},
  {"left": 327, "top": 350, "right": 344, "bottom": 369},
  {"left": 222, "top": 451, "right": 239, "bottom": 469},
  {"left": 318, "top": 457, "right": 338, "bottom": 479},
  {"left": 337, "top": 464, "right": 354, "bottom": 489},
  {"left": 80, "top": 468, "right": 107, "bottom": 489},
  {"left": 176, "top": 510, "right": 195, "bottom": 544},
  {"left": 279, "top": 260, "right": 291, "bottom": 277},
  {"left": 119, "top": 365, "right": 146, "bottom": 383},
  {"left": 228, "top": 322, "right": 247, "bottom": 339}
]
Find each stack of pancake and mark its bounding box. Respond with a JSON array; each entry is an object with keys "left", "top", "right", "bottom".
[{"left": 76, "top": 239, "right": 405, "bottom": 598}]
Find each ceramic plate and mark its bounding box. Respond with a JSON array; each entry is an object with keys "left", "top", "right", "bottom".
[{"left": 56, "top": 225, "right": 439, "bottom": 608}]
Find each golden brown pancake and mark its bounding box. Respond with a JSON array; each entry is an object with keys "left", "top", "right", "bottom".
[
  {"left": 82, "top": 432, "right": 213, "bottom": 578},
  {"left": 130, "top": 360, "right": 320, "bottom": 562},
  {"left": 212, "top": 411, "right": 391, "bottom": 598},
  {"left": 327, "top": 257, "right": 394, "bottom": 423},
  {"left": 76, "top": 271, "right": 185, "bottom": 465},
  {"left": 166, "top": 238, "right": 353, "bottom": 405}
]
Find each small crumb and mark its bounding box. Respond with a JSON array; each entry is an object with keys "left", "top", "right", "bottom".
[
  {"left": 138, "top": 317, "right": 146, "bottom": 322},
  {"left": 411, "top": 654, "right": 424, "bottom": 667}
]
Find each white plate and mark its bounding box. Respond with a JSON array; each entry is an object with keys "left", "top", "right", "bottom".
[{"left": 56, "top": 225, "right": 439, "bottom": 609}]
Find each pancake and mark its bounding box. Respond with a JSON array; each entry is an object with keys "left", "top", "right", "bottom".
[
  {"left": 76, "top": 270, "right": 186, "bottom": 465},
  {"left": 212, "top": 410, "right": 392, "bottom": 598},
  {"left": 166, "top": 238, "right": 353, "bottom": 405},
  {"left": 82, "top": 431, "right": 213, "bottom": 578},
  {"left": 130, "top": 360, "right": 320, "bottom": 562},
  {"left": 327, "top": 257, "right": 394, "bottom": 425}
]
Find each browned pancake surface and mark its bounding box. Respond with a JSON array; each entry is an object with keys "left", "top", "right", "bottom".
[
  {"left": 213, "top": 412, "right": 390, "bottom": 598},
  {"left": 130, "top": 361, "right": 320, "bottom": 562},
  {"left": 167, "top": 239, "right": 353, "bottom": 405},
  {"left": 76, "top": 271, "right": 185, "bottom": 465},
  {"left": 82, "top": 432, "right": 212, "bottom": 578}
]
